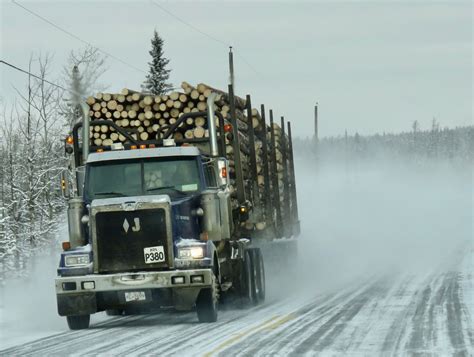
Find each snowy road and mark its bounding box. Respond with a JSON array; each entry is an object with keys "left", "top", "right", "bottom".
[{"left": 2, "top": 248, "right": 472, "bottom": 356}]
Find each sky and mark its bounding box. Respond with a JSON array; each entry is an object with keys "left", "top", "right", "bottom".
[{"left": 1, "top": 0, "right": 472, "bottom": 138}]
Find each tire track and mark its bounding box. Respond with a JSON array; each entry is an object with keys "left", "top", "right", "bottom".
[
  {"left": 384, "top": 270, "right": 473, "bottom": 356},
  {"left": 220, "top": 278, "right": 387, "bottom": 356},
  {"left": 0, "top": 314, "right": 148, "bottom": 356},
  {"left": 445, "top": 271, "right": 473, "bottom": 355},
  {"left": 289, "top": 279, "right": 391, "bottom": 355}
]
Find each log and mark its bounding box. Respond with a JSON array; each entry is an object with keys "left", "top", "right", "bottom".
[
  {"left": 143, "top": 95, "right": 153, "bottom": 106},
  {"left": 140, "top": 131, "right": 149, "bottom": 141},
  {"left": 169, "top": 91, "right": 180, "bottom": 101},
  {"left": 190, "top": 90, "right": 199, "bottom": 100},
  {"left": 195, "top": 117, "right": 206, "bottom": 127},
  {"left": 194, "top": 126, "right": 205, "bottom": 138},
  {"left": 131, "top": 93, "right": 141, "bottom": 102},
  {"left": 115, "top": 94, "right": 126, "bottom": 103},
  {"left": 144, "top": 111, "right": 154, "bottom": 120},
  {"left": 197, "top": 102, "right": 207, "bottom": 111},
  {"left": 128, "top": 110, "right": 137, "bottom": 119}
]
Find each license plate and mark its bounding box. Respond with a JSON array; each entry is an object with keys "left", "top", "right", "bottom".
[
  {"left": 144, "top": 246, "right": 165, "bottom": 264},
  {"left": 124, "top": 291, "right": 146, "bottom": 302}
]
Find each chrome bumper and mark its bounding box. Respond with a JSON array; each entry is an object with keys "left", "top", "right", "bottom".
[{"left": 55, "top": 269, "right": 213, "bottom": 295}]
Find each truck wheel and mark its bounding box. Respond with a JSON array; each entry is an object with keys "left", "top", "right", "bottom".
[
  {"left": 241, "top": 249, "right": 257, "bottom": 306},
  {"left": 254, "top": 248, "right": 266, "bottom": 303},
  {"left": 66, "top": 314, "right": 90, "bottom": 330},
  {"left": 196, "top": 274, "right": 219, "bottom": 322}
]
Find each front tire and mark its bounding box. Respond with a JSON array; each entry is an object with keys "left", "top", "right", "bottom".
[
  {"left": 196, "top": 274, "right": 219, "bottom": 323},
  {"left": 66, "top": 314, "right": 90, "bottom": 330}
]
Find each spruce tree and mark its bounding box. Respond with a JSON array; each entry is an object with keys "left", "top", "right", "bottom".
[{"left": 142, "top": 30, "right": 172, "bottom": 95}]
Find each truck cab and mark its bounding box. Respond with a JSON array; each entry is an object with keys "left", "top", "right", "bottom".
[{"left": 55, "top": 86, "right": 302, "bottom": 329}]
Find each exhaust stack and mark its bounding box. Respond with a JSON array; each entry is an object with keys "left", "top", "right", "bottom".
[
  {"left": 81, "top": 103, "right": 90, "bottom": 163},
  {"left": 207, "top": 92, "right": 219, "bottom": 157}
]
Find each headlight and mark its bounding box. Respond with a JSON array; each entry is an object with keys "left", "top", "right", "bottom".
[
  {"left": 178, "top": 246, "right": 205, "bottom": 259},
  {"left": 65, "top": 254, "right": 90, "bottom": 267}
]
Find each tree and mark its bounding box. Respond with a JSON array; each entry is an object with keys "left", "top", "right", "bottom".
[{"left": 142, "top": 30, "right": 172, "bottom": 95}]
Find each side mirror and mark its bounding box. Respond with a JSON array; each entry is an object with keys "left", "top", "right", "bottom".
[
  {"left": 217, "top": 158, "right": 229, "bottom": 188},
  {"left": 60, "top": 170, "right": 71, "bottom": 199}
]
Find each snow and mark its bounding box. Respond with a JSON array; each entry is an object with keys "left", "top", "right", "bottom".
[{"left": 1, "top": 150, "right": 472, "bottom": 355}]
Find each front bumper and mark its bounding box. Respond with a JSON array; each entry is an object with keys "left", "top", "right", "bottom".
[
  {"left": 56, "top": 269, "right": 213, "bottom": 295},
  {"left": 56, "top": 269, "right": 213, "bottom": 316}
]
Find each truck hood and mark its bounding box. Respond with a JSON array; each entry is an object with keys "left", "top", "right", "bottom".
[{"left": 90, "top": 194, "right": 171, "bottom": 210}]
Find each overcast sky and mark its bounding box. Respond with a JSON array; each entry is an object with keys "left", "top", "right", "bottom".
[{"left": 1, "top": 0, "right": 472, "bottom": 138}]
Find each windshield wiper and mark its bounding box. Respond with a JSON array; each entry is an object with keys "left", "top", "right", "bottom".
[
  {"left": 94, "top": 191, "right": 126, "bottom": 197},
  {"left": 146, "top": 186, "right": 186, "bottom": 194}
]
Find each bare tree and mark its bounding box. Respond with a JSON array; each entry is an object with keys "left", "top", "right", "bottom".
[{"left": 61, "top": 46, "right": 107, "bottom": 129}]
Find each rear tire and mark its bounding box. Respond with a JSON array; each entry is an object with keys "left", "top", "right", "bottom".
[
  {"left": 253, "top": 249, "right": 266, "bottom": 303},
  {"left": 66, "top": 315, "right": 90, "bottom": 330},
  {"left": 240, "top": 249, "right": 257, "bottom": 306},
  {"left": 196, "top": 274, "right": 219, "bottom": 322}
]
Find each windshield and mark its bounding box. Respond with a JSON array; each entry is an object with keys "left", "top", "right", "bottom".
[{"left": 85, "top": 157, "right": 201, "bottom": 201}]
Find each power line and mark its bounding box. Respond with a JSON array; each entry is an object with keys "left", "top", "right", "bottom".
[
  {"left": 11, "top": 0, "right": 146, "bottom": 74},
  {"left": 150, "top": 0, "right": 229, "bottom": 48},
  {"left": 1, "top": 59, "right": 67, "bottom": 91},
  {"left": 150, "top": 0, "right": 264, "bottom": 78}
]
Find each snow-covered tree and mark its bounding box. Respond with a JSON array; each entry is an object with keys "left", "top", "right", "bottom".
[{"left": 141, "top": 30, "right": 172, "bottom": 95}]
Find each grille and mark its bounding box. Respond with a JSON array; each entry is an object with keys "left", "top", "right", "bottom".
[{"left": 95, "top": 208, "right": 170, "bottom": 273}]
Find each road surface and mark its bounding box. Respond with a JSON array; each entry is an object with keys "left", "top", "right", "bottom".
[{"left": 1, "top": 247, "right": 472, "bottom": 356}]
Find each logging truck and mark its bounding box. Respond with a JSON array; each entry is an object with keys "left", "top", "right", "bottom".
[{"left": 55, "top": 83, "right": 300, "bottom": 329}]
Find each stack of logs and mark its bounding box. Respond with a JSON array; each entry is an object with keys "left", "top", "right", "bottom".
[{"left": 86, "top": 82, "right": 291, "bottom": 231}]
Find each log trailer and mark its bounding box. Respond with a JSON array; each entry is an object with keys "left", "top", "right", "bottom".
[{"left": 55, "top": 85, "right": 300, "bottom": 329}]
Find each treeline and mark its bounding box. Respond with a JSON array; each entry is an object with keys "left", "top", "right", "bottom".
[
  {"left": 0, "top": 49, "right": 107, "bottom": 281},
  {"left": 293, "top": 124, "right": 473, "bottom": 166},
  {"left": 0, "top": 56, "right": 67, "bottom": 281}
]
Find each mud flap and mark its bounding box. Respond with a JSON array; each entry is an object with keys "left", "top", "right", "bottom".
[
  {"left": 257, "top": 238, "right": 298, "bottom": 275},
  {"left": 57, "top": 293, "right": 97, "bottom": 316},
  {"left": 173, "top": 287, "right": 202, "bottom": 311}
]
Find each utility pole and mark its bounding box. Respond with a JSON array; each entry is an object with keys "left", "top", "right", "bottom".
[
  {"left": 228, "top": 46, "right": 235, "bottom": 89},
  {"left": 314, "top": 103, "right": 319, "bottom": 142}
]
